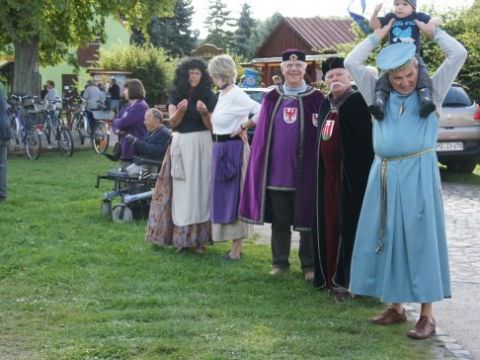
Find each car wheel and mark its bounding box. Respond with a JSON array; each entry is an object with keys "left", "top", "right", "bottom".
[{"left": 445, "top": 160, "right": 477, "bottom": 174}]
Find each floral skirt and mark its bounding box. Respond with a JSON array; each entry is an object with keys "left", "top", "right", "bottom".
[{"left": 145, "top": 146, "right": 211, "bottom": 249}]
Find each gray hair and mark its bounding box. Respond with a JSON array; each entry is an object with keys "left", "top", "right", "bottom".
[{"left": 208, "top": 55, "right": 237, "bottom": 85}]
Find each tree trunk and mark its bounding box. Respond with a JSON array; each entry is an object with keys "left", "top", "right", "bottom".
[{"left": 13, "top": 37, "right": 41, "bottom": 96}]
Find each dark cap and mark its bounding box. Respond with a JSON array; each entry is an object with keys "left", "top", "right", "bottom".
[
  {"left": 322, "top": 57, "right": 345, "bottom": 79},
  {"left": 282, "top": 49, "right": 306, "bottom": 62}
]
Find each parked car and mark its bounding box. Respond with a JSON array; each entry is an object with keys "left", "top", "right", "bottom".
[
  {"left": 438, "top": 84, "right": 480, "bottom": 173},
  {"left": 244, "top": 87, "right": 271, "bottom": 143}
]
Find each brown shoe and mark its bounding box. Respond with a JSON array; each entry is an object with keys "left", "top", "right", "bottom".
[
  {"left": 369, "top": 307, "right": 407, "bottom": 325},
  {"left": 407, "top": 316, "right": 436, "bottom": 340}
]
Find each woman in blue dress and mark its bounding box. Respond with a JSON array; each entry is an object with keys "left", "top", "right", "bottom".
[{"left": 345, "top": 19, "right": 467, "bottom": 339}]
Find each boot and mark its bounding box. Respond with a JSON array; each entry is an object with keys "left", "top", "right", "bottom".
[
  {"left": 418, "top": 88, "right": 436, "bottom": 118},
  {"left": 368, "top": 91, "right": 388, "bottom": 120}
]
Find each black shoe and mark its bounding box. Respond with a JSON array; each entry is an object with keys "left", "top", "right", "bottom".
[
  {"left": 368, "top": 104, "right": 385, "bottom": 120},
  {"left": 369, "top": 91, "right": 388, "bottom": 120},
  {"left": 418, "top": 88, "right": 436, "bottom": 118},
  {"left": 102, "top": 153, "right": 119, "bottom": 162}
]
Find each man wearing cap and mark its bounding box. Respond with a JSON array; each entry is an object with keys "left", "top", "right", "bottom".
[
  {"left": 312, "top": 57, "right": 373, "bottom": 298},
  {"left": 345, "top": 20, "right": 467, "bottom": 339},
  {"left": 239, "top": 49, "right": 325, "bottom": 280}
]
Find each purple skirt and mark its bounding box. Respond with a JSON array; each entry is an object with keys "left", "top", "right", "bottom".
[{"left": 211, "top": 139, "right": 244, "bottom": 224}]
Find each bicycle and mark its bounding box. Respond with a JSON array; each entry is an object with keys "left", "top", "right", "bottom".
[
  {"left": 42, "top": 99, "right": 74, "bottom": 157},
  {"left": 8, "top": 95, "right": 43, "bottom": 160}
]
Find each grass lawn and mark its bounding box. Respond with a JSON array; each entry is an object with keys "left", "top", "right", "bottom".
[
  {"left": 0, "top": 151, "right": 446, "bottom": 359},
  {"left": 440, "top": 164, "right": 480, "bottom": 186}
]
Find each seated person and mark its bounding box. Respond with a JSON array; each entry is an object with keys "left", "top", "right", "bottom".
[
  {"left": 111, "top": 79, "right": 148, "bottom": 168},
  {"left": 124, "top": 108, "right": 171, "bottom": 174}
]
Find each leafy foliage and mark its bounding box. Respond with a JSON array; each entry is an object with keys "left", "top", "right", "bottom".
[
  {"left": 231, "top": 3, "right": 256, "bottom": 59},
  {"left": 250, "top": 13, "right": 283, "bottom": 57},
  {"left": 131, "top": 0, "right": 197, "bottom": 58},
  {"left": 204, "top": 0, "right": 235, "bottom": 51},
  {"left": 0, "top": 0, "right": 174, "bottom": 94},
  {"left": 99, "top": 45, "right": 175, "bottom": 105}
]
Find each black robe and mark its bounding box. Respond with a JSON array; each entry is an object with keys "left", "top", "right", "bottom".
[{"left": 313, "top": 90, "right": 373, "bottom": 289}]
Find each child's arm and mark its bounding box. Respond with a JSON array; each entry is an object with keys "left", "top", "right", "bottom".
[
  {"left": 428, "top": 16, "right": 443, "bottom": 27},
  {"left": 369, "top": 3, "right": 383, "bottom": 30}
]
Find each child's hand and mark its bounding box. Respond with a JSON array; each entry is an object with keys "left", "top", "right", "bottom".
[
  {"left": 373, "top": 3, "right": 383, "bottom": 15},
  {"left": 415, "top": 19, "right": 437, "bottom": 39},
  {"left": 429, "top": 17, "right": 443, "bottom": 27}
]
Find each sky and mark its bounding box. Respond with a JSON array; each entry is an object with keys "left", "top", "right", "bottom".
[{"left": 191, "top": 0, "right": 474, "bottom": 37}]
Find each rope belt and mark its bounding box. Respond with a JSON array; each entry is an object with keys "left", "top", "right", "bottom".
[{"left": 375, "top": 148, "right": 436, "bottom": 254}]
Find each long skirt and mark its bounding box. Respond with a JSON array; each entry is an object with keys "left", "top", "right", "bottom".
[
  {"left": 211, "top": 139, "right": 251, "bottom": 242},
  {"left": 145, "top": 130, "right": 212, "bottom": 249}
]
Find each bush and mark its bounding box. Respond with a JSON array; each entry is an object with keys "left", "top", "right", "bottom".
[{"left": 99, "top": 45, "right": 176, "bottom": 105}]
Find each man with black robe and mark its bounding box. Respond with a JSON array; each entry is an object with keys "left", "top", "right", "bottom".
[{"left": 313, "top": 57, "right": 373, "bottom": 298}]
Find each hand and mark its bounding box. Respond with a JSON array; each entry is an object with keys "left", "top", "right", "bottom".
[
  {"left": 373, "top": 3, "right": 383, "bottom": 15},
  {"left": 231, "top": 125, "right": 245, "bottom": 137},
  {"left": 428, "top": 16, "right": 443, "bottom": 28},
  {"left": 374, "top": 18, "right": 394, "bottom": 42},
  {"left": 125, "top": 133, "right": 137, "bottom": 144},
  {"left": 177, "top": 99, "right": 188, "bottom": 112},
  {"left": 415, "top": 19, "right": 437, "bottom": 39},
  {"left": 196, "top": 100, "right": 208, "bottom": 115}
]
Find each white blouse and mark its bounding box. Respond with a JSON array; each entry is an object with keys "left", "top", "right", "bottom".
[{"left": 211, "top": 85, "right": 261, "bottom": 135}]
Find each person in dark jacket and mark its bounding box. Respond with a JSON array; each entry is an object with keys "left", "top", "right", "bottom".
[
  {"left": 124, "top": 108, "right": 171, "bottom": 173},
  {"left": 0, "top": 84, "right": 11, "bottom": 201}
]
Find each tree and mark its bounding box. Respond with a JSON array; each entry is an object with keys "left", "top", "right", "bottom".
[
  {"left": 99, "top": 45, "right": 175, "bottom": 105},
  {"left": 250, "top": 13, "right": 283, "bottom": 56},
  {"left": 0, "top": 0, "right": 174, "bottom": 95},
  {"left": 231, "top": 3, "right": 256, "bottom": 59},
  {"left": 204, "top": 0, "right": 234, "bottom": 50},
  {"left": 131, "top": 0, "right": 197, "bottom": 57}
]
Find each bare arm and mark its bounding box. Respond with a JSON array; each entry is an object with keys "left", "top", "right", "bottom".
[
  {"left": 168, "top": 99, "right": 188, "bottom": 128},
  {"left": 196, "top": 100, "right": 212, "bottom": 131},
  {"left": 369, "top": 3, "right": 383, "bottom": 30}
]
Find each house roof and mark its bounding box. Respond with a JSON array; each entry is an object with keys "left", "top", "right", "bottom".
[{"left": 284, "top": 17, "right": 355, "bottom": 51}]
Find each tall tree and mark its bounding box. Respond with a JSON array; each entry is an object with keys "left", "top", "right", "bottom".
[
  {"left": 204, "top": 0, "right": 234, "bottom": 50},
  {"left": 0, "top": 0, "right": 174, "bottom": 95},
  {"left": 232, "top": 3, "right": 256, "bottom": 59},
  {"left": 131, "top": 0, "right": 197, "bottom": 57}
]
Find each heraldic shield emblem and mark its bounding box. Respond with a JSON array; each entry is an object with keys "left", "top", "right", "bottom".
[
  {"left": 283, "top": 107, "right": 298, "bottom": 124},
  {"left": 321, "top": 120, "right": 335, "bottom": 141}
]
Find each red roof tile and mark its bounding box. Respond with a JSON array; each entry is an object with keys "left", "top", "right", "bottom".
[{"left": 284, "top": 17, "right": 355, "bottom": 51}]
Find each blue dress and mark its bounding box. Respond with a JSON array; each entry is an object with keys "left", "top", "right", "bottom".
[{"left": 350, "top": 92, "right": 451, "bottom": 303}]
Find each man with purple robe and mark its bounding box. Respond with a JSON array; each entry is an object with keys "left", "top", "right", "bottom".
[{"left": 239, "top": 49, "right": 325, "bottom": 280}]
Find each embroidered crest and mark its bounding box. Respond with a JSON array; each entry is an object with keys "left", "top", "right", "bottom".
[
  {"left": 283, "top": 107, "right": 298, "bottom": 124},
  {"left": 312, "top": 113, "right": 319, "bottom": 128},
  {"left": 321, "top": 120, "right": 335, "bottom": 141},
  {"left": 289, "top": 54, "right": 298, "bottom": 61}
]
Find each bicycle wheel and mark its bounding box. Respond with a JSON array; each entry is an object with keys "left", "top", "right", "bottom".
[
  {"left": 57, "top": 127, "right": 74, "bottom": 157},
  {"left": 25, "top": 129, "right": 42, "bottom": 160},
  {"left": 91, "top": 121, "right": 110, "bottom": 154}
]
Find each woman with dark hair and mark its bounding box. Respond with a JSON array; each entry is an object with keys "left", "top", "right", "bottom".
[
  {"left": 112, "top": 79, "right": 148, "bottom": 168},
  {"left": 146, "top": 58, "right": 217, "bottom": 253}
]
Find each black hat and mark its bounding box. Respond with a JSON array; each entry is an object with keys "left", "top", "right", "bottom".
[
  {"left": 322, "top": 57, "right": 345, "bottom": 79},
  {"left": 282, "top": 49, "right": 306, "bottom": 62}
]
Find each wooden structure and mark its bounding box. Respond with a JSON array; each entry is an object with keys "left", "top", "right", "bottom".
[{"left": 248, "top": 17, "right": 356, "bottom": 86}]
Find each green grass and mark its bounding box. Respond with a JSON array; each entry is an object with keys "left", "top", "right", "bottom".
[{"left": 0, "top": 151, "right": 437, "bottom": 359}]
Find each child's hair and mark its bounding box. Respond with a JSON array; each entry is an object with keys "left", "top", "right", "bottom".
[{"left": 148, "top": 108, "right": 164, "bottom": 123}]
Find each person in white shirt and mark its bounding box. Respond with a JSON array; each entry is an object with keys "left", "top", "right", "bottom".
[{"left": 208, "top": 55, "right": 261, "bottom": 260}]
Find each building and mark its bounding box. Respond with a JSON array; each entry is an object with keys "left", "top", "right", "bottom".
[
  {"left": 248, "top": 17, "right": 356, "bottom": 86},
  {"left": 40, "top": 17, "right": 130, "bottom": 93}
]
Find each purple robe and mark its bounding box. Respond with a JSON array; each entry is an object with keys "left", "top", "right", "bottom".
[{"left": 239, "top": 87, "right": 325, "bottom": 230}]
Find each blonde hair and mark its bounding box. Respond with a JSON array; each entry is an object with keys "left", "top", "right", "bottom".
[{"left": 208, "top": 55, "right": 237, "bottom": 85}]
